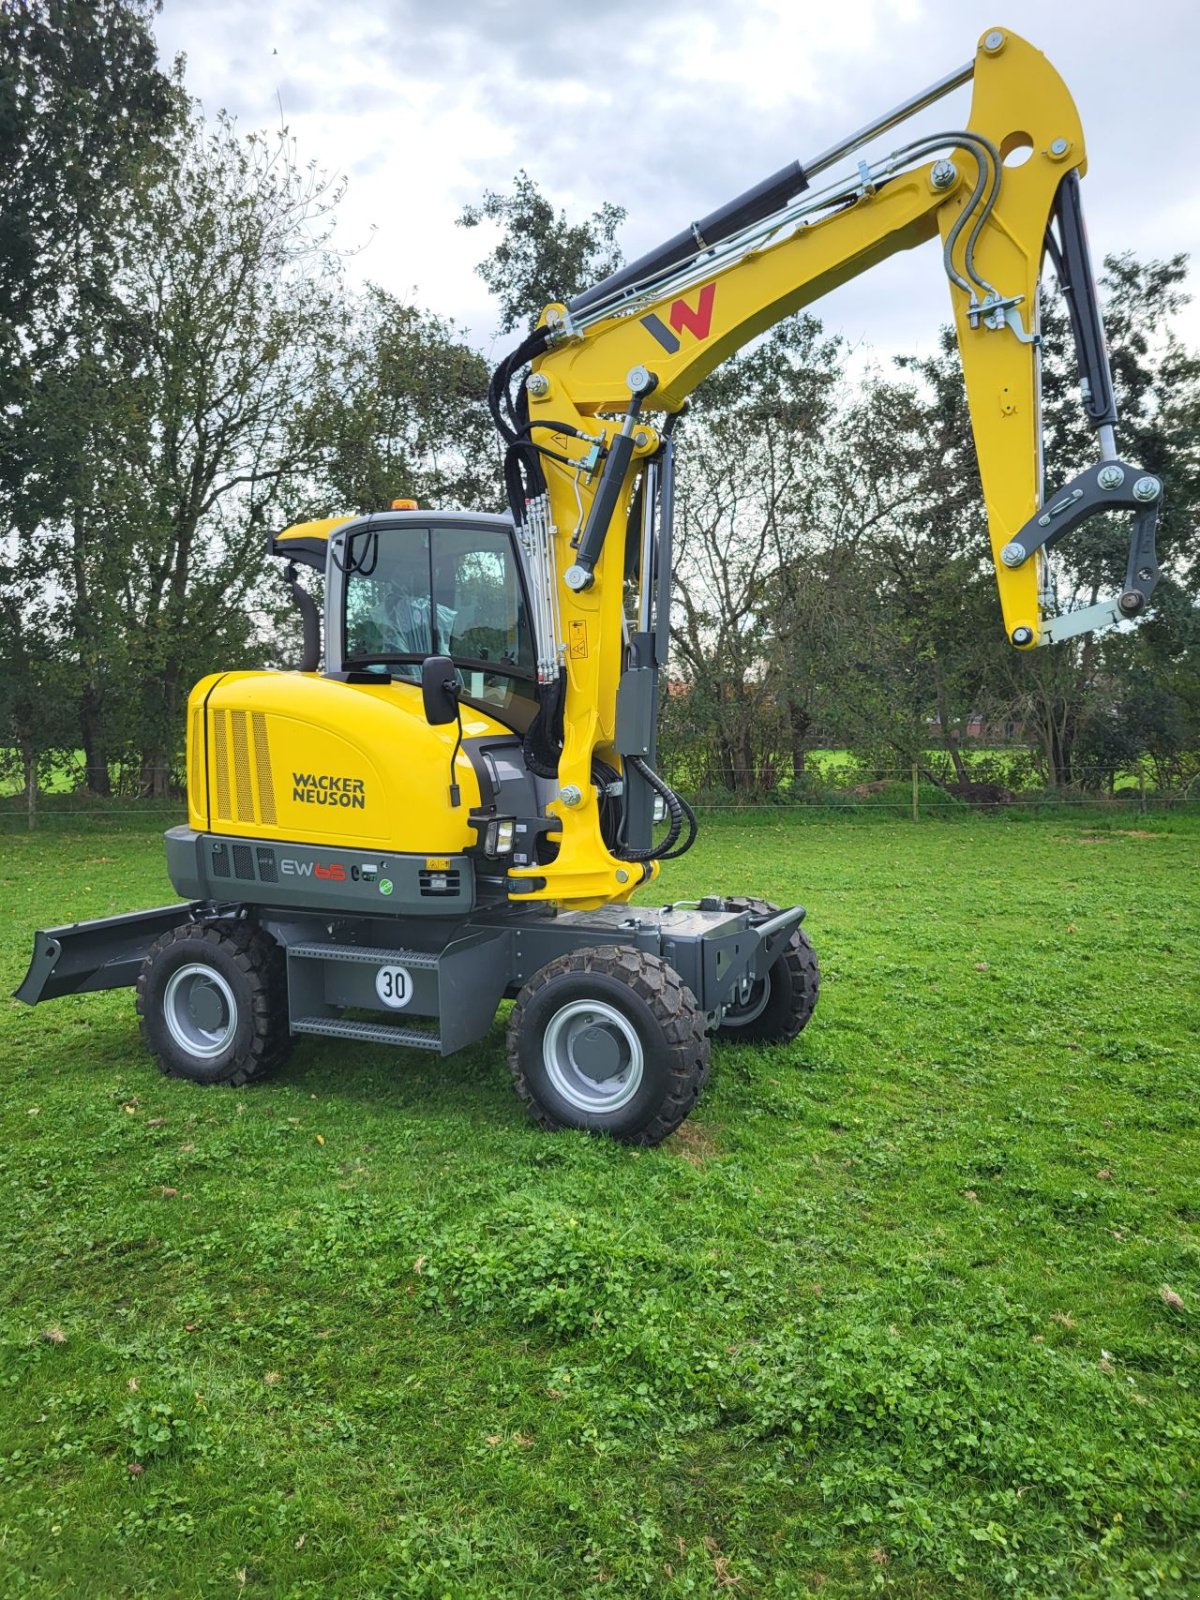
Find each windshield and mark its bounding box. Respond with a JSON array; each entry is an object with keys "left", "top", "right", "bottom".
[{"left": 343, "top": 521, "right": 538, "bottom": 725}]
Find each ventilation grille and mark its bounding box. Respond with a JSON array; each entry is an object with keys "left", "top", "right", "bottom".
[
  {"left": 252, "top": 713, "right": 277, "bottom": 823},
  {"left": 212, "top": 711, "right": 231, "bottom": 821},
  {"left": 188, "top": 707, "right": 204, "bottom": 819},
  {"left": 419, "top": 868, "right": 461, "bottom": 898},
  {"left": 231, "top": 711, "right": 254, "bottom": 821},
  {"left": 210, "top": 708, "right": 276, "bottom": 826},
  {"left": 210, "top": 842, "right": 278, "bottom": 885}
]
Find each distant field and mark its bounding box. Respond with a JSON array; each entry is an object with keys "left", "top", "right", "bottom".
[{"left": 1, "top": 813, "right": 1198, "bottom": 1597}]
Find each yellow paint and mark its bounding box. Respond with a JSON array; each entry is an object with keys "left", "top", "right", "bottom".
[
  {"left": 275, "top": 515, "right": 353, "bottom": 547},
  {"left": 187, "top": 671, "right": 507, "bottom": 854},
  {"left": 507, "top": 27, "right": 1086, "bottom": 901}
]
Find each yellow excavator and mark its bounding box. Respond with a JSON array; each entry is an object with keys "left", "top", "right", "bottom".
[{"left": 18, "top": 28, "right": 1163, "bottom": 1144}]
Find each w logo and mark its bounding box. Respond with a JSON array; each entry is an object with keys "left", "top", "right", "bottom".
[{"left": 640, "top": 282, "right": 716, "bottom": 354}]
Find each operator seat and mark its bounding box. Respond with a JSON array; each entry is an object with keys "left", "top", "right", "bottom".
[{"left": 449, "top": 592, "right": 510, "bottom": 664}]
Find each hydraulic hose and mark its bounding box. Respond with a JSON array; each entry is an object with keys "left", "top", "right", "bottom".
[
  {"left": 617, "top": 756, "right": 698, "bottom": 863},
  {"left": 522, "top": 667, "right": 566, "bottom": 780},
  {"left": 488, "top": 327, "right": 550, "bottom": 447}
]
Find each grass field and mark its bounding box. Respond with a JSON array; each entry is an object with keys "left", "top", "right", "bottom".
[{"left": 1, "top": 813, "right": 1197, "bottom": 1598}]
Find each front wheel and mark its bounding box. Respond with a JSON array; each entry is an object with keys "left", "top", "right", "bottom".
[
  {"left": 137, "top": 920, "right": 291, "bottom": 1086},
  {"left": 715, "top": 897, "right": 820, "bottom": 1044},
  {"left": 506, "top": 946, "right": 709, "bottom": 1145}
]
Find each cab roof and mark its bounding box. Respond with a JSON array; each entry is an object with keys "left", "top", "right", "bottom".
[
  {"left": 271, "top": 516, "right": 353, "bottom": 570},
  {"left": 271, "top": 510, "right": 513, "bottom": 571}
]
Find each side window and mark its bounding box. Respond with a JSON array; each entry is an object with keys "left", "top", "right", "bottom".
[
  {"left": 340, "top": 521, "right": 536, "bottom": 724},
  {"left": 433, "top": 527, "right": 534, "bottom": 673},
  {"left": 344, "top": 529, "right": 433, "bottom": 664}
]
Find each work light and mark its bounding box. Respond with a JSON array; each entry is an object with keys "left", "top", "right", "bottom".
[{"left": 484, "top": 817, "right": 516, "bottom": 856}]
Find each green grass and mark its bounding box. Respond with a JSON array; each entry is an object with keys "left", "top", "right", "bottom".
[{"left": 1, "top": 812, "right": 1198, "bottom": 1598}]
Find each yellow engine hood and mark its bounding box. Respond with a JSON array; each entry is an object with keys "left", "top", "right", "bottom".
[{"left": 187, "top": 670, "right": 515, "bottom": 854}]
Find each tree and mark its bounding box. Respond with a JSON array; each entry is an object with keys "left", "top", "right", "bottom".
[
  {"left": 307, "top": 287, "right": 495, "bottom": 516},
  {"left": 114, "top": 112, "right": 347, "bottom": 793},
  {"left": 7, "top": 103, "right": 350, "bottom": 797},
  {"left": 1, "top": 0, "right": 183, "bottom": 793},
  {"left": 458, "top": 171, "right": 624, "bottom": 332},
  {"left": 0, "top": 580, "right": 76, "bottom": 828},
  {"left": 0, "top": 0, "right": 181, "bottom": 406},
  {"left": 666, "top": 320, "right": 944, "bottom": 792},
  {"left": 667, "top": 318, "right": 845, "bottom": 792}
]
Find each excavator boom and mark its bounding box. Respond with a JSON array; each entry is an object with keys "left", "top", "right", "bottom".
[{"left": 487, "top": 25, "right": 1162, "bottom": 903}]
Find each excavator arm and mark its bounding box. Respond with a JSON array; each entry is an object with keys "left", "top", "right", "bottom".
[{"left": 488, "top": 26, "right": 1162, "bottom": 905}]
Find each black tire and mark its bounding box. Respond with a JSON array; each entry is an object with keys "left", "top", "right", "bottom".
[
  {"left": 506, "top": 946, "right": 709, "bottom": 1146},
  {"left": 715, "top": 897, "right": 820, "bottom": 1044},
  {"left": 136, "top": 920, "right": 291, "bottom": 1087}
]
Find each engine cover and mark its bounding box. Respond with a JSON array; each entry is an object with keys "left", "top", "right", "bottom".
[{"left": 186, "top": 670, "right": 513, "bottom": 856}]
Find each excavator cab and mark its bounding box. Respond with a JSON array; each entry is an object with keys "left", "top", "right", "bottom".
[
  {"left": 273, "top": 511, "right": 542, "bottom": 727},
  {"left": 327, "top": 514, "right": 540, "bottom": 729}
]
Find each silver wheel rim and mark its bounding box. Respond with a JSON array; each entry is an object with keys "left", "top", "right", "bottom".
[
  {"left": 163, "top": 963, "right": 238, "bottom": 1059},
  {"left": 542, "top": 998, "right": 644, "bottom": 1114},
  {"left": 722, "top": 970, "right": 772, "bottom": 1029}
]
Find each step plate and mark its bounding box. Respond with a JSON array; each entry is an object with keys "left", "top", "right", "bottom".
[
  {"left": 288, "top": 943, "right": 440, "bottom": 969},
  {"left": 291, "top": 1016, "right": 442, "bottom": 1050}
]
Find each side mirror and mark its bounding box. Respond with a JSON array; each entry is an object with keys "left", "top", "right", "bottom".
[{"left": 421, "top": 655, "right": 460, "bottom": 725}]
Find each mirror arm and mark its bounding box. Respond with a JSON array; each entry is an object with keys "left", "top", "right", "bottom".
[{"left": 448, "top": 699, "right": 464, "bottom": 808}]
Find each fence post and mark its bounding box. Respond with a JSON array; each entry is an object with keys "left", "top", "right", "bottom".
[
  {"left": 1139, "top": 769, "right": 1147, "bottom": 816},
  {"left": 911, "top": 764, "right": 919, "bottom": 823}
]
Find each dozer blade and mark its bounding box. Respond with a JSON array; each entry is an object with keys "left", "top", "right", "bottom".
[{"left": 14, "top": 902, "right": 204, "bottom": 1006}]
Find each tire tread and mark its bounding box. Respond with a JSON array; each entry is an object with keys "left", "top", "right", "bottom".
[
  {"left": 506, "top": 946, "right": 708, "bottom": 1145},
  {"left": 136, "top": 919, "right": 290, "bottom": 1086}
]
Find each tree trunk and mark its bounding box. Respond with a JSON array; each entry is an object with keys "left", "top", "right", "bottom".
[
  {"left": 79, "top": 682, "right": 111, "bottom": 796},
  {"left": 72, "top": 502, "right": 112, "bottom": 797},
  {"left": 735, "top": 722, "right": 756, "bottom": 794},
  {"left": 139, "top": 656, "right": 185, "bottom": 798},
  {"left": 1048, "top": 721, "right": 1075, "bottom": 789},
  {"left": 139, "top": 749, "right": 171, "bottom": 799},
  {"left": 789, "top": 699, "right": 811, "bottom": 782},
  {"left": 946, "top": 728, "right": 968, "bottom": 784},
  {"left": 22, "top": 738, "right": 37, "bottom": 831},
  {"left": 933, "top": 667, "right": 968, "bottom": 783},
  {"left": 717, "top": 737, "right": 736, "bottom": 794}
]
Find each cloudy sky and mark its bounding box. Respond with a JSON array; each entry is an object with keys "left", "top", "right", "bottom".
[{"left": 154, "top": 0, "right": 1198, "bottom": 369}]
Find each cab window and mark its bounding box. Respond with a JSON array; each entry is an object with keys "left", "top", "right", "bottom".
[{"left": 342, "top": 521, "right": 538, "bottom": 726}]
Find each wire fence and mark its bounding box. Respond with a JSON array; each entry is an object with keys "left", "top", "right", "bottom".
[
  {"left": 2, "top": 764, "right": 1197, "bottom": 831},
  {"left": 656, "top": 757, "right": 1200, "bottom": 811}
]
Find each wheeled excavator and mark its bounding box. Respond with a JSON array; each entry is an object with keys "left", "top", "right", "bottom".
[{"left": 17, "top": 28, "right": 1164, "bottom": 1144}]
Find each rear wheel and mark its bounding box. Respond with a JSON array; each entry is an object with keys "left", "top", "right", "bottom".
[
  {"left": 137, "top": 920, "right": 290, "bottom": 1086},
  {"left": 716, "top": 897, "right": 820, "bottom": 1044},
  {"left": 507, "top": 946, "right": 708, "bottom": 1145}
]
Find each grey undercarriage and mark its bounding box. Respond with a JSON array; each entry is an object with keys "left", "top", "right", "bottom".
[{"left": 17, "top": 827, "right": 804, "bottom": 1059}]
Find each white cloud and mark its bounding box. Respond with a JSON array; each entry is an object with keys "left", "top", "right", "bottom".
[{"left": 155, "top": 0, "right": 1200, "bottom": 359}]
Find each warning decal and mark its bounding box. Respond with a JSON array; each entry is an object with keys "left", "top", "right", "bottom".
[{"left": 568, "top": 620, "right": 588, "bottom": 660}]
